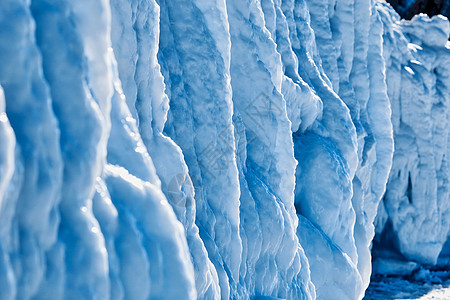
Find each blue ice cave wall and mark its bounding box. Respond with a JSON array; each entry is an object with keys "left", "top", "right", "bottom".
[{"left": 0, "top": 0, "right": 448, "bottom": 299}]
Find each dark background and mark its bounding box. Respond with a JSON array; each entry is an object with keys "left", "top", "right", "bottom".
[{"left": 386, "top": 0, "right": 450, "bottom": 19}]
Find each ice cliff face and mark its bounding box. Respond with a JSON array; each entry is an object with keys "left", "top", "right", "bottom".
[
  {"left": 0, "top": 0, "right": 448, "bottom": 300},
  {"left": 374, "top": 4, "right": 450, "bottom": 266}
]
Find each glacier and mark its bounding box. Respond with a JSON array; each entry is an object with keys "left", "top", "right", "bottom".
[
  {"left": 0, "top": 0, "right": 449, "bottom": 299},
  {"left": 374, "top": 4, "right": 450, "bottom": 265}
]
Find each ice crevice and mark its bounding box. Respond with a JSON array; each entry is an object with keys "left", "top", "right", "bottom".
[{"left": 0, "top": 0, "right": 449, "bottom": 299}]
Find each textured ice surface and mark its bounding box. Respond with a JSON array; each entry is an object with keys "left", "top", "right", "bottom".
[
  {"left": 374, "top": 4, "right": 450, "bottom": 266},
  {"left": 0, "top": 0, "right": 448, "bottom": 299},
  {"left": 292, "top": 0, "right": 394, "bottom": 297}
]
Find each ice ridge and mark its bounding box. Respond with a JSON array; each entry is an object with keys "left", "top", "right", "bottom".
[{"left": 0, "top": 0, "right": 448, "bottom": 299}]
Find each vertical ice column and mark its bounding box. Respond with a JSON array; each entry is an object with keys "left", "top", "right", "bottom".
[
  {"left": 0, "top": 86, "right": 16, "bottom": 300},
  {"left": 356, "top": 3, "right": 394, "bottom": 291},
  {"left": 100, "top": 62, "right": 198, "bottom": 299},
  {"left": 110, "top": 0, "right": 213, "bottom": 298},
  {"left": 0, "top": 87, "right": 14, "bottom": 225},
  {"left": 329, "top": 0, "right": 394, "bottom": 293},
  {"left": 227, "top": 0, "right": 314, "bottom": 299},
  {"left": 0, "top": 0, "right": 198, "bottom": 298},
  {"left": 303, "top": 0, "right": 340, "bottom": 92},
  {"left": 290, "top": 1, "right": 395, "bottom": 298},
  {"left": 260, "top": 0, "right": 323, "bottom": 134},
  {"left": 157, "top": 0, "right": 241, "bottom": 298},
  {"left": 376, "top": 4, "right": 450, "bottom": 265},
  {"left": 29, "top": 0, "right": 114, "bottom": 297},
  {"left": 0, "top": 1, "right": 64, "bottom": 298},
  {"left": 287, "top": 0, "right": 369, "bottom": 298}
]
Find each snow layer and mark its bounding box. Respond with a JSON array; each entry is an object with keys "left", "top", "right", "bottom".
[{"left": 0, "top": 0, "right": 448, "bottom": 300}]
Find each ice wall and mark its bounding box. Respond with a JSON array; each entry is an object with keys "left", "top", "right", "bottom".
[
  {"left": 288, "top": 0, "right": 394, "bottom": 298},
  {"left": 374, "top": 3, "right": 450, "bottom": 265},
  {"left": 0, "top": 0, "right": 448, "bottom": 300},
  {"left": 0, "top": 0, "right": 196, "bottom": 299}
]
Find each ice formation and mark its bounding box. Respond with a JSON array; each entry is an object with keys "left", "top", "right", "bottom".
[
  {"left": 374, "top": 4, "right": 450, "bottom": 265},
  {"left": 0, "top": 0, "right": 448, "bottom": 299}
]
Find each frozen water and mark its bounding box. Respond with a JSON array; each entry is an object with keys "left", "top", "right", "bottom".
[
  {"left": 0, "top": 0, "right": 448, "bottom": 299},
  {"left": 374, "top": 3, "right": 450, "bottom": 265}
]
